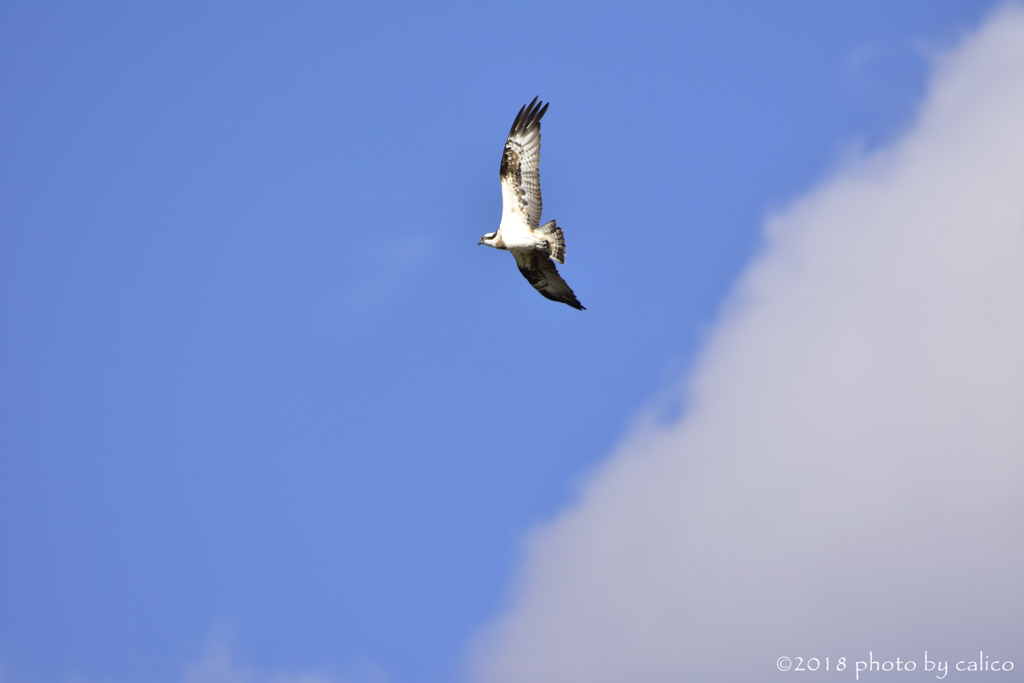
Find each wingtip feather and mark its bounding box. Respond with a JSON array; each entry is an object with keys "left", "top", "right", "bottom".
[{"left": 508, "top": 97, "right": 549, "bottom": 139}]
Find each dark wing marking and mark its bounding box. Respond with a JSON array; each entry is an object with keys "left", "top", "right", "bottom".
[
  {"left": 500, "top": 97, "right": 548, "bottom": 228},
  {"left": 513, "top": 249, "right": 585, "bottom": 310}
]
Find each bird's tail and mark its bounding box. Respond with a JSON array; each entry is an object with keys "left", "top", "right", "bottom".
[{"left": 538, "top": 220, "right": 566, "bottom": 264}]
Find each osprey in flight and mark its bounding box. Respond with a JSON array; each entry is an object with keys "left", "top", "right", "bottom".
[{"left": 478, "top": 98, "right": 585, "bottom": 310}]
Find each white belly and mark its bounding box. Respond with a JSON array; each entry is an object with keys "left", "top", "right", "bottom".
[{"left": 499, "top": 213, "right": 541, "bottom": 250}]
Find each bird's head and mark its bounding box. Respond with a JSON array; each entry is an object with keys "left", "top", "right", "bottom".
[{"left": 478, "top": 231, "right": 499, "bottom": 248}]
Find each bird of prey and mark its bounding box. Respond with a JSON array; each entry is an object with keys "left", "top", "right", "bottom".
[{"left": 478, "top": 98, "right": 585, "bottom": 310}]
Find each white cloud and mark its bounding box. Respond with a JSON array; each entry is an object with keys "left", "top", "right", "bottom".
[
  {"left": 180, "top": 641, "right": 381, "bottom": 683},
  {"left": 182, "top": 643, "right": 254, "bottom": 683},
  {"left": 0, "top": 639, "right": 380, "bottom": 683},
  {"left": 469, "top": 6, "right": 1024, "bottom": 682}
]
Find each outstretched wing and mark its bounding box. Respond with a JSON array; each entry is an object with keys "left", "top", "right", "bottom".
[
  {"left": 513, "top": 249, "right": 585, "bottom": 310},
  {"left": 500, "top": 97, "right": 548, "bottom": 228}
]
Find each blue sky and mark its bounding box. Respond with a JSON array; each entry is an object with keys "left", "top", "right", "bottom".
[{"left": 0, "top": 2, "right": 1008, "bottom": 682}]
